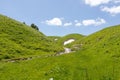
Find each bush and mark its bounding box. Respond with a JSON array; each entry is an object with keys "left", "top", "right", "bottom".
[{"left": 30, "top": 23, "right": 39, "bottom": 30}]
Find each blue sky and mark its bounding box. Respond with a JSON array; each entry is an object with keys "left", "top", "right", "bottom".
[{"left": 0, "top": 0, "right": 120, "bottom": 36}]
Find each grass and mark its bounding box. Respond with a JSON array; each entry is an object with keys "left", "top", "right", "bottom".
[
  {"left": 0, "top": 14, "right": 63, "bottom": 59},
  {"left": 56, "top": 33, "right": 84, "bottom": 47},
  {"left": 0, "top": 14, "right": 120, "bottom": 80},
  {"left": 1, "top": 51, "right": 120, "bottom": 80}
]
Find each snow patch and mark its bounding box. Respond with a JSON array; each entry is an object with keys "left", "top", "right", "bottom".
[
  {"left": 54, "top": 38, "right": 58, "bottom": 41},
  {"left": 64, "top": 39, "right": 75, "bottom": 45}
]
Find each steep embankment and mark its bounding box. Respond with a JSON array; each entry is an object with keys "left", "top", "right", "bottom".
[{"left": 0, "top": 14, "right": 63, "bottom": 59}]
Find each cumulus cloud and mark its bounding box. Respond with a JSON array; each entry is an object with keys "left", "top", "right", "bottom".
[
  {"left": 85, "top": 0, "right": 110, "bottom": 6},
  {"left": 45, "top": 18, "right": 62, "bottom": 26},
  {"left": 82, "top": 18, "right": 106, "bottom": 26},
  {"left": 75, "top": 23, "right": 82, "bottom": 27},
  {"left": 114, "top": 0, "right": 120, "bottom": 3},
  {"left": 63, "top": 22, "right": 72, "bottom": 27},
  {"left": 101, "top": 6, "right": 120, "bottom": 15},
  {"left": 74, "top": 20, "right": 82, "bottom": 27},
  {"left": 42, "top": 18, "right": 106, "bottom": 27},
  {"left": 84, "top": 0, "right": 120, "bottom": 16}
]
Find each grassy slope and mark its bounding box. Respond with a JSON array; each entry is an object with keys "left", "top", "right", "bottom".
[
  {"left": 74, "top": 25, "right": 120, "bottom": 80},
  {"left": 0, "top": 14, "right": 120, "bottom": 80},
  {"left": 80, "top": 25, "right": 120, "bottom": 56},
  {"left": 47, "top": 36, "right": 61, "bottom": 41},
  {"left": 0, "top": 14, "right": 63, "bottom": 59},
  {"left": 1, "top": 25, "right": 119, "bottom": 80},
  {"left": 0, "top": 50, "right": 119, "bottom": 80}
]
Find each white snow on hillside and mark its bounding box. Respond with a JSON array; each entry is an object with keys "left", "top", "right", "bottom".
[{"left": 64, "top": 39, "right": 75, "bottom": 45}]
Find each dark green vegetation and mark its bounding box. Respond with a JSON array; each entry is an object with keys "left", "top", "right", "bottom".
[
  {"left": 30, "top": 23, "right": 39, "bottom": 31},
  {"left": 0, "top": 14, "right": 120, "bottom": 80}
]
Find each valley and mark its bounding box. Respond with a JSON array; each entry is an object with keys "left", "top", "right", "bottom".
[{"left": 0, "top": 14, "right": 120, "bottom": 80}]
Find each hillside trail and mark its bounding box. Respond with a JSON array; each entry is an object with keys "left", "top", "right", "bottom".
[
  {"left": 3, "top": 39, "right": 74, "bottom": 63},
  {"left": 3, "top": 47, "right": 73, "bottom": 62},
  {"left": 2, "top": 47, "right": 73, "bottom": 63}
]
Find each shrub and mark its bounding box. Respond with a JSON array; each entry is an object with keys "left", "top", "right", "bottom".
[{"left": 30, "top": 23, "right": 39, "bottom": 30}]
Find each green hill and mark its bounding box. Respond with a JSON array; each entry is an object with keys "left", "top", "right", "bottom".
[
  {"left": 78, "top": 25, "right": 120, "bottom": 56},
  {"left": 56, "top": 34, "right": 84, "bottom": 46},
  {"left": 73, "top": 25, "right": 120, "bottom": 80},
  {"left": 0, "top": 14, "right": 63, "bottom": 59},
  {"left": 0, "top": 14, "right": 120, "bottom": 80}
]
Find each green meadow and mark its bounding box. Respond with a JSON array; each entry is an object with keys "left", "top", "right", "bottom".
[{"left": 0, "top": 14, "right": 120, "bottom": 80}]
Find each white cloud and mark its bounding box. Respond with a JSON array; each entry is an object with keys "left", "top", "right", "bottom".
[
  {"left": 85, "top": 0, "right": 110, "bottom": 6},
  {"left": 45, "top": 18, "right": 62, "bottom": 26},
  {"left": 84, "top": 0, "right": 120, "bottom": 16},
  {"left": 75, "top": 23, "right": 82, "bottom": 27},
  {"left": 74, "top": 20, "right": 82, "bottom": 27},
  {"left": 74, "top": 20, "right": 79, "bottom": 23},
  {"left": 42, "top": 18, "right": 106, "bottom": 27},
  {"left": 101, "top": 6, "right": 120, "bottom": 15},
  {"left": 82, "top": 20, "right": 95, "bottom": 26},
  {"left": 114, "top": 0, "right": 120, "bottom": 3},
  {"left": 63, "top": 22, "right": 72, "bottom": 26},
  {"left": 82, "top": 18, "right": 106, "bottom": 26}
]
